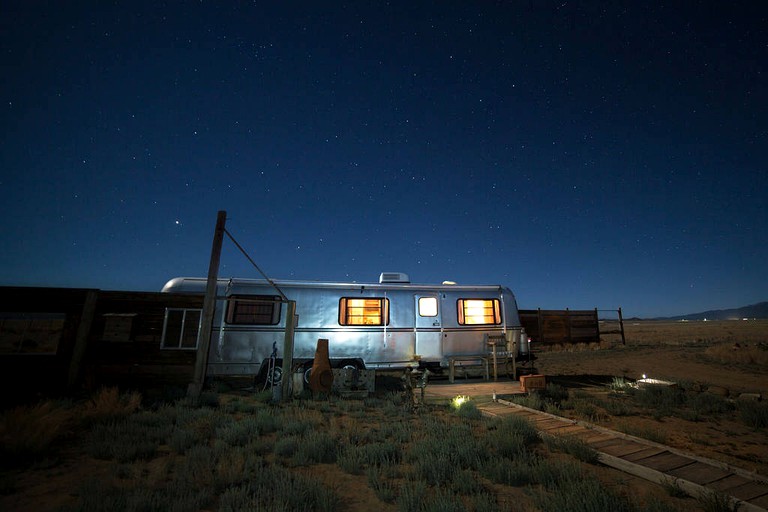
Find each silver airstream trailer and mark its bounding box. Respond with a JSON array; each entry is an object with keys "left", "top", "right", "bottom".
[{"left": 161, "top": 273, "right": 526, "bottom": 380}]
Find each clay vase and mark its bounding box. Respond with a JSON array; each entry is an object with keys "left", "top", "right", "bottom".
[{"left": 309, "top": 338, "right": 334, "bottom": 393}]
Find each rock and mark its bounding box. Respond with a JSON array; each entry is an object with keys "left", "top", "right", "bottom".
[{"left": 707, "top": 385, "right": 730, "bottom": 397}]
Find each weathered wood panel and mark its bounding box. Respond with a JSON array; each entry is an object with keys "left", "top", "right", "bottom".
[
  {"left": 0, "top": 286, "right": 204, "bottom": 403},
  {"left": 519, "top": 309, "right": 601, "bottom": 345}
]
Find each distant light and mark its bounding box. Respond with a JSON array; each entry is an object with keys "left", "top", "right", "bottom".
[
  {"left": 642, "top": 374, "right": 647, "bottom": 379},
  {"left": 175, "top": 220, "right": 180, "bottom": 225},
  {"left": 442, "top": 280, "right": 457, "bottom": 285}
]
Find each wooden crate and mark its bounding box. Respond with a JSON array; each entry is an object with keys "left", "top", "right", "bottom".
[{"left": 520, "top": 374, "right": 546, "bottom": 392}]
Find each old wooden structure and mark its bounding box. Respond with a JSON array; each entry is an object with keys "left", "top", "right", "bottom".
[
  {"left": 0, "top": 287, "right": 203, "bottom": 404},
  {"left": 519, "top": 308, "right": 625, "bottom": 348}
]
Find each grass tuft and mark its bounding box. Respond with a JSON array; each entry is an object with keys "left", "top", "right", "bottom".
[{"left": 0, "top": 401, "right": 72, "bottom": 465}]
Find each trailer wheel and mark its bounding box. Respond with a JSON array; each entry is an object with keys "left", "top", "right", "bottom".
[
  {"left": 301, "top": 360, "right": 314, "bottom": 384},
  {"left": 267, "top": 366, "right": 283, "bottom": 385},
  {"left": 338, "top": 358, "right": 365, "bottom": 370}
]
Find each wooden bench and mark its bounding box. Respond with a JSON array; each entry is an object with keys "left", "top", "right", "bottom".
[{"left": 447, "top": 355, "right": 490, "bottom": 383}]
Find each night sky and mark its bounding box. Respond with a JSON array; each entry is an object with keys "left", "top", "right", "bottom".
[{"left": 2, "top": 2, "right": 766, "bottom": 318}]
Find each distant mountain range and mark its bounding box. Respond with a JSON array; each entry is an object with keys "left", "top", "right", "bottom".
[{"left": 653, "top": 301, "right": 768, "bottom": 321}]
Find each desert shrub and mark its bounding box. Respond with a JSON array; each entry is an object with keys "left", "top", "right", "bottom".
[
  {"left": 704, "top": 342, "right": 768, "bottom": 366},
  {"left": 640, "top": 497, "right": 683, "bottom": 512},
  {"left": 280, "top": 406, "right": 323, "bottom": 434},
  {"left": 630, "top": 386, "right": 685, "bottom": 418},
  {"left": 544, "top": 435, "right": 599, "bottom": 464},
  {"left": 197, "top": 391, "right": 220, "bottom": 408},
  {"left": 453, "top": 399, "right": 482, "bottom": 420},
  {"left": 533, "top": 475, "right": 634, "bottom": 512},
  {"left": 408, "top": 421, "right": 483, "bottom": 486},
  {"left": 337, "top": 444, "right": 366, "bottom": 475},
  {"left": 450, "top": 468, "right": 485, "bottom": 495},
  {"left": 217, "top": 416, "right": 260, "bottom": 447},
  {"left": 409, "top": 444, "right": 462, "bottom": 486},
  {"left": 363, "top": 440, "right": 402, "bottom": 466},
  {"left": 174, "top": 443, "right": 230, "bottom": 488},
  {"left": 697, "top": 489, "right": 741, "bottom": 512},
  {"left": 379, "top": 419, "right": 413, "bottom": 443},
  {"left": 82, "top": 387, "right": 141, "bottom": 424},
  {"left": 484, "top": 414, "right": 540, "bottom": 457},
  {"left": 688, "top": 392, "right": 732, "bottom": 418},
  {"left": 252, "top": 390, "right": 274, "bottom": 403},
  {"left": 529, "top": 456, "right": 584, "bottom": 488},
  {"left": 216, "top": 464, "right": 339, "bottom": 512},
  {"left": 169, "top": 427, "right": 201, "bottom": 454},
  {"left": 616, "top": 422, "right": 668, "bottom": 444},
  {"left": 471, "top": 493, "right": 498, "bottom": 512},
  {"left": 70, "top": 475, "right": 213, "bottom": 512},
  {"left": 214, "top": 447, "right": 249, "bottom": 489},
  {"left": 293, "top": 430, "right": 337, "bottom": 465},
  {"left": 252, "top": 408, "right": 281, "bottom": 434},
  {"left": 0, "top": 401, "right": 72, "bottom": 465},
  {"left": 511, "top": 392, "right": 544, "bottom": 411},
  {"left": 603, "top": 397, "right": 632, "bottom": 416},
  {"left": 480, "top": 451, "right": 537, "bottom": 486},
  {"left": 274, "top": 435, "right": 300, "bottom": 458},
  {"left": 425, "top": 487, "right": 466, "bottom": 512},
  {"left": 541, "top": 383, "right": 570, "bottom": 404},
  {"left": 737, "top": 399, "right": 768, "bottom": 429},
  {"left": 85, "top": 415, "right": 170, "bottom": 462},
  {"left": 572, "top": 398, "right": 601, "bottom": 422},
  {"left": 608, "top": 376, "right": 633, "bottom": 392},
  {"left": 339, "top": 422, "right": 368, "bottom": 445},
  {"left": 367, "top": 466, "right": 396, "bottom": 503},
  {"left": 381, "top": 391, "right": 407, "bottom": 415},
  {"left": 223, "top": 398, "right": 260, "bottom": 415},
  {"left": 175, "top": 405, "right": 230, "bottom": 441},
  {"left": 449, "top": 395, "right": 482, "bottom": 420},
  {"left": 396, "top": 480, "right": 428, "bottom": 512}
]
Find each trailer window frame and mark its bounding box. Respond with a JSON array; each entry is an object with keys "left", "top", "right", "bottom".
[
  {"left": 418, "top": 297, "right": 438, "bottom": 317},
  {"left": 338, "top": 297, "right": 390, "bottom": 326},
  {"left": 161, "top": 308, "right": 202, "bottom": 350},
  {"left": 226, "top": 295, "right": 282, "bottom": 325},
  {"left": 457, "top": 298, "right": 502, "bottom": 325}
]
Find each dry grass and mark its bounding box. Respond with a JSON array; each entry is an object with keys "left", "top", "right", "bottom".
[
  {"left": 82, "top": 387, "right": 142, "bottom": 423},
  {"left": 0, "top": 387, "right": 141, "bottom": 466},
  {"left": 622, "top": 320, "right": 768, "bottom": 347},
  {"left": 703, "top": 343, "right": 768, "bottom": 366},
  {"left": 0, "top": 401, "right": 73, "bottom": 463}
]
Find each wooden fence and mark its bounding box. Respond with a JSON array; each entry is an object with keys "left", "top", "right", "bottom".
[
  {"left": 0, "top": 287, "right": 203, "bottom": 405},
  {"left": 519, "top": 308, "right": 625, "bottom": 348}
]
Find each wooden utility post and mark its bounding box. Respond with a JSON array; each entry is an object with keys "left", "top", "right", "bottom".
[
  {"left": 280, "top": 300, "right": 297, "bottom": 401},
  {"left": 66, "top": 290, "right": 99, "bottom": 392},
  {"left": 188, "top": 210, "right": 227, "bottom": 404}
]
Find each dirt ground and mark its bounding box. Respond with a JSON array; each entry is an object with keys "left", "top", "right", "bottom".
[
  {"left": 1, "top": 319, "right": 766, "bottom": 511},
  {"left": 534, "top": 320, "right": 768, "bottom": 475}
]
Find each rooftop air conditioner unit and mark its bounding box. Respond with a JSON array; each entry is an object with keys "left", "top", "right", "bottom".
[{"left": 379, "top": 272, "right": 410, "bottom": 284}]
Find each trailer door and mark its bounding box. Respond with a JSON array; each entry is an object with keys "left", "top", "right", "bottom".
[{"left": 414, "top": 294, "right": 442, "bottom": 361}]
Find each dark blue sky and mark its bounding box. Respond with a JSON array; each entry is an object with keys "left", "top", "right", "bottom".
[{"left": 2, "top": 2, "right": 766, "bottom": 317}]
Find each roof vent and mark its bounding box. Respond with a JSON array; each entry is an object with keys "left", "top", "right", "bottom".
[{"left": 379, "top": 272, "right": 410, "bottom": 284}]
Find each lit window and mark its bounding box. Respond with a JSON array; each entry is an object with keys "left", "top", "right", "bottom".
[
  {"left": 457, "top": 299, "right": 501, "bottom": 325},
  {"left": 339, "top": 298, "right": 389, "bottom": 326},
  {"left": 161, "top": 308, "right": 202, "bottom": 349},
  {"left": 226, "top": 296, "right": 281, "bottom": 325},
  {"left": 418, "top": 297, "right": 438, "bottom": 317}
]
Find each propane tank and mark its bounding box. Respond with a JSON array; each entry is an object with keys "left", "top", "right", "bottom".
[{"left": 519, "top": 329, "right": 530, "bottom": 355}]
